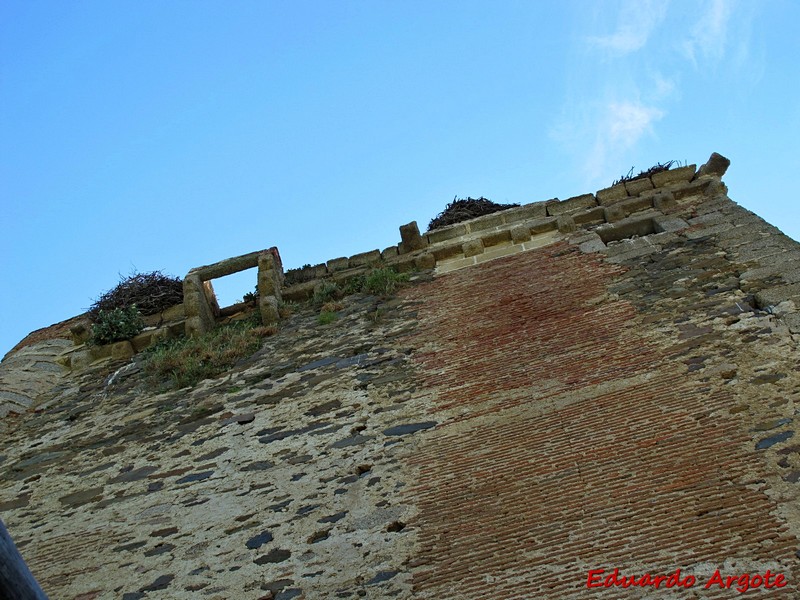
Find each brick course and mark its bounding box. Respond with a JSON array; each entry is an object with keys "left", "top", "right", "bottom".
[{"left": 401, "top": 243, "right": 799, "bottom": 599}]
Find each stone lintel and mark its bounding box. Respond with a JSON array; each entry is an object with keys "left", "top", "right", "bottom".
[{"left": 191, "top": 247, "right": 280, "bottom": 281}]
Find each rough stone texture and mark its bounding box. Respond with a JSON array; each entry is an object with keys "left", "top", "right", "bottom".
[
  {"left": 132, "top": 327, "right": 172, "bottom": 353},
  {"left": 69, "top": 321, "right": 92, "bottom": 345},
  {"left": 604, "top": 205, "right": 625, "bottom": 223},
  {"left": 349, "top": 249, "right": 382, "bottom": 268},
  {"left": 651, "top": 164, "right": 697, "bottom": 187},
  {"left": 462, "top": 239, "right": 484, "bottom": 258},
  {"left": 572, "top": 206, "right": 605, "bottom": 225},
  {"left": 546, "top": 193, "right": 597, "bottom": 216},
  {"left": 499, "top": 202, "right": 547, "bottom": 223},
  {"left": 183, "top": 273, "right": 216, "bottom": 337},
  {"left": 326, "top": 257, "right": 349, "bottom": 272},
  {"left": 3, "top": 156, "right": 800, "bottom": 599},
  {"left": 398, "top": 221, "right": 426, "bottom": 254},
  {"left": 142, "top": 303, "right": 185, "bottom": 328},
  {"left": 530, "top": 216, "right": 559, "bottom": 234},
  {"left": 110, "top": 341, "right": 135, "bottom": 361},
  {"left": 1, "top": 297, "right": 430, "bottom": 599},
  {"left": 653, "top": 190, "right": 677, "bottom": 211},
  {"left": 0, "top": 340, "right": 70, "bottom": 424},
  {"left": 259, "top": 294, "right": 280, "bottom": 325},
  {"left": 596, "top": 184, "right": 628, "bottom": 205},
  {"left": 258, "top": 252, "right": 284, "bottom": 326},
  {"left": 191, "top": 248, "right": 279, "bottom": 281},
  {"left": 697, "top": 152, "right": 731, "bottom": 178},
  {"left": 381, "top": 246, "right": 399, "bottom": 260},
  {"left": 556, "top": 215, "right": 577, "bottom": 233},
  {"left": 624, "top": 177, "right": 653, "bottom": 196},
  {"left": 509, "top": 224, "right": 531, "bottom": 243},
  {"left": 414, "top": 252, "right": 436, "bottom": 271},
  {"left": 426, "top": 224, "right": 467, "bottom": 245},
  {"left": 401, "top": 231, "right": 800, "bottom": 598},
  {"left": 616, "top": 195, "right": 655, "bottom": 217}
]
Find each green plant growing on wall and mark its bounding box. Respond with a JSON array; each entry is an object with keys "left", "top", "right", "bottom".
[
  {"left": 312, "top": 281, "right": 341, "bottom": 307},
  {"left": 342, "top": 274, "right": 367, "bottom": 295},
  {"left": 317, "top": 311, "right": 338, "bottom": 325},
  {"left": 366, "top": 308, "right": 385, "bottom": 324},
  {"left": 278, "top": 299, "right": 296, "bottom": 319},
  {"left": 89, "top": 306, "right": 144, "bottom": 345},
  {"left": 362, "top": 267, "right": 409, "bottom": 296},
  {"left": 242, "top": 287, "right": 258, "bottom": 304},
  {"left": 142, "top": 317, "right": 276, "bottom": 389}
]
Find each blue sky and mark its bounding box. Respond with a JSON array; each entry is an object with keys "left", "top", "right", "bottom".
[{"left": 2, "top": 0, "right": 799, "bottom": 358}]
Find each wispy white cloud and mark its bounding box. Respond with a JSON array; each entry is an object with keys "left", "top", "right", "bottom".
[
  {"left": 586, "top": 0, "right": 669, "bottom": 55},
  {"left": 553, "top": 1, "right": 750, "bottom": 187},
  {"left": 606, "top": 101, "right": 664, "bottom": 141},
  {"left": 651, "top": 72, "right": 677, "bottom": 99},
  {"left": 584, "top": 101, "right": 664, "bottom": 181},
  {"left": 682, "top": 0, "right": 733, "bottom": 66}
]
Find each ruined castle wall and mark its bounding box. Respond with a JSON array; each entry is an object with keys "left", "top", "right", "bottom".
[{"left": 2, "top": 155, "right": 800, "bottom": 598}]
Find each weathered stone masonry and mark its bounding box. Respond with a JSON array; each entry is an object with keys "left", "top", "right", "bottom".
[
  {"left": 183, "top": 247, "right": 283, "bottom": 337},
  {"left": 2, "top": 153, "right": 800, "bottom": 598}
]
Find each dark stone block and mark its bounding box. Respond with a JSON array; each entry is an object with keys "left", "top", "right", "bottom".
[
  {"left": 246, "top": 531, "right": 274, "bottom": 550},
  {"left": 756, "top": 431, "right": 794, "bottom": 450},
  {"left": 176, "top": 470, "right": 214, "bottom": 484},
  {"left": 254, "top": 549, "right": 291, "bottom": 564},
  {"left": 383, "top": 421, "right": 437, "bottom": 436}
]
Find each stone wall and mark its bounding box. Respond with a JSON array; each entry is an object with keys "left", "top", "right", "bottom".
[
  {"left": 2, "top": 153, "right": 800, "bottom": 598},
  {"left": 42, "top": 152, "right": 800, "bottom": 375}
]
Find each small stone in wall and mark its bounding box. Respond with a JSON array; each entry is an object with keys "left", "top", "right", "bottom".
[
  {"left": 246, "top": 530, "right": 274, "bottom": 550},
  {"left": 756, "top": 431, "right": 794, "bottom": 450},
  {"left": 139, "top": 574, "right": 175, "bottom": 593},
  {"left": 254, "top": 549, "right": 292, "bottom": 564},
  {"left": 382, "top": 421, "right": 437, "bottom": 436}
]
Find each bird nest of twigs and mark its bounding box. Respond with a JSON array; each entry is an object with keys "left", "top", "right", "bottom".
[
  {"left": 88, "top": 271, "right": 184, "bottom": 320},
  {"left": 427, "top": 196, "right": 520, "bottom": 231}
]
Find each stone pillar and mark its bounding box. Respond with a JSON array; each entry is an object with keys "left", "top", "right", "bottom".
[
  {"left": 696, "top": 152, "right": 730, "bottom": 178},
  {"left": 399, "top": 221, "right": 427, "bottom": 254},
  {"left": 184, "top": 272, "right": 216, "bottom": 337},
  {"left": 203, "top": 280, "right": 220, "bottom": 317},
  {"left": 258, "top": 251, "right": 284, "bottom": 325}
]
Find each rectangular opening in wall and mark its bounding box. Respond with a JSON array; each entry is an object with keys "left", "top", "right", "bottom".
[
  {"left": 209, "top": 268, "right": 258, "bottom": 315},
  {"left": 597, "top": 217, "right": 657, "bottom": 245}
]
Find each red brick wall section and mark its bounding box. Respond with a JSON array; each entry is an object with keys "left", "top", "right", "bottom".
[{"left": 401, "top": 242, "right": 799, "bottom": 599}]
